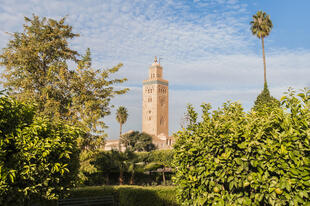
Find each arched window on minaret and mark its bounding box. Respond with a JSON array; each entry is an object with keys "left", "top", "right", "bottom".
[{"left": 160, "top": 116, "right": 164, "bottom": 125}]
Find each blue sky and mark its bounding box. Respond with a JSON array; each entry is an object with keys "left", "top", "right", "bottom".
[
  {"left": 0, "top": 0, "right": 309, "bottom": 139},
  {"left": 250, "top": 0, "right": 310, "bottom": 50}
]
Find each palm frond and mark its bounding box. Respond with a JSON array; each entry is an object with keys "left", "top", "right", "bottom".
[{"left": 250, "top": 10, "right": 273, "bottom": 39}]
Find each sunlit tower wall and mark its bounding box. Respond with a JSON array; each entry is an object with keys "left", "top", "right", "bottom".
[{"left": 142, "top": 57, "right": 169, "bottom": 137}]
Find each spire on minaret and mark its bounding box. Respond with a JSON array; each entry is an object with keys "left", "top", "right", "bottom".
[{"left": 154, "top": 56, "right": 158, "bottom": 63}]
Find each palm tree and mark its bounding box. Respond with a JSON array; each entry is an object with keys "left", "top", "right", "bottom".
[
  {"left": 126, "top": 151, "right": 144, "bottom": 185},
  {"left": 250, "top": 10, "right": 273, "bottom": 86},
  {"left": 144, "top": 150, "right": 174, "bottom": 185},
  {"left": 112, "top": 150, "right": 136, "bottom": 185},
  {"left": 116, "top": 106, "right": 128, "bottom": 151}
]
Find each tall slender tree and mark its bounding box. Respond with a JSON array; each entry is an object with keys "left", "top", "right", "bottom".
[
  {"left": 116, "top": 106, "right": 128, "bottom": 151},
  {"left": 250, "top": 10, "right": 273, "bottom": 86}
]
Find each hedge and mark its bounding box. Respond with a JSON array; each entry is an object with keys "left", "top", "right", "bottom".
[
  {"left": 41, "top": 185, "right": 178, "bottom": 206},
  {"left": 115, "top": 186, "right": 177, "bottom": 206}
]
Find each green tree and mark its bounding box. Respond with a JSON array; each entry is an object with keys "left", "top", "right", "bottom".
[
  {"left": 94, "top": 150, "right": 121, "bottom": 185},
  {"left": 78, "top": 149, "right": 99, "bottom": 184},
  {"left": 0, "top": 15, "right": 128, "bottom": 144},
  {"left": 250, "top": 10, "right": 273, "bottom": 86},
  {"left": 94, "top": 150, "right": 147, "bottom": 185},
  {"left": 120, "top": 131, "right": 139, "bottom": 151},
  {"left": 121, "top": 131, "right": 155, "bottom": 152},
  {"left": 135, "top": 132, "right": 156, "bottom": 152},
  {"left": 145, "top": 150, "right": 174, "bottom": 185},
  {"left": 113, "top": 150, "right": 136, "bottom": 185},
  {"left": 0, "top": 94, "right": 81, "bottom": 205},
  {"left": 253, "top": 82, "right": 279, "bottom": 111},
  {"left": 125, "top": 151, "right": 143, "bottom": 185},
  {"left": 173, "top": 89, "right": 310, "bottom": 205},
  {"left": 116, "top": 106, "right": 128, "bottom": 151}
]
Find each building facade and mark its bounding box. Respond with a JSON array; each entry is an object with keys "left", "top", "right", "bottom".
[
  {"left": 104, "top": 57, "right": 173, "bottom": 151},
  {"left": 142, "top": 57, "right": 173, "bottom": 149}
]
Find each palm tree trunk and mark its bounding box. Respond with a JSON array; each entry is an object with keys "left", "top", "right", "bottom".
[
  {"left": 106, "top": 174, "right": 110, "bottom": 185},
  {"left": 162, "top": 168, "right": 166, "bottom": 185},
  {"left": 119, "top": 168, "right": 124, "bottom": 185},
  {"left": 130, "top": 171, "right": 135, "bottom": 185},
  {"left": 119, "top": 123, "right": 122, "bottom": 151},
  {"left": 261, "top": 37, "right": 267, "bottom": 85}
]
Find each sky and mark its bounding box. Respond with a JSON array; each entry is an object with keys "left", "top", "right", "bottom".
[{"left": 0, "top": 0, "right": 309, "bottom": 139}]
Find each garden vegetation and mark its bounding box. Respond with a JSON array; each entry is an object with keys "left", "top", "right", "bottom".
[
  {"left": 0, "top": 94, "right": 81, "bottom": 205},
  {"left": 0, "top": 12, "right": 309, "bottom": 206},
  {"left": 173, "top": 88, "right": 310, "bottom": 205}
]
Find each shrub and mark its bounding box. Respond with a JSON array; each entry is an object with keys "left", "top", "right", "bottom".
[
  {"left": 69, "top": 185, "right": 178, "bottom": 206},
  {"left": 173, "top": 88, "right": 310, "bottom": 205},
  {"left": 0, "top": 95, "right": 81, "bottom": 205}
]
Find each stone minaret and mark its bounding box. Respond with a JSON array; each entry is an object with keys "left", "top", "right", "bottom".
[{"left": 142, "top": 57, "right": 169, "bottom": 137}]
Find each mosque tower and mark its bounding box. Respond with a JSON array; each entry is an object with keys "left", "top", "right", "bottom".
[{"left": 142, "top": 57, "right": 169, "bottom": 137}]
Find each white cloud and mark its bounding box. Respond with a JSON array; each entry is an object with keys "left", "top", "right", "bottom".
[
  {"left": 0, "top": 0, "right": 309, "bottom": 139},
  {"left": 103, "top": 49, "right": 310, "bottom": 139}
]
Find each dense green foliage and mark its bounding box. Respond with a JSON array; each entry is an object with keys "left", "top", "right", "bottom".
[
  {"left": 147, "top": 150, "right": 174, "bottom": 168},
  {"left": 94, "top": 150, "right": 123, "bottom": 185},
  {"left": 253, "top": 83, "right": 279, "bottom": 111},
  {"left": 78, "top": 149, "right": 99, "bottom": 184},
  {"left": 0, "top": 14, "right": 129, "bottom": 186},
  {"left": 87, "top": 150, "right": 174, "bottom": 186},
  {"left": 0, "top": 15, "right": 128, "bottom": 139},
  {"left": 94, "top": 150, "right": 148, "bottom": 185},
  {"left": 173, "top": 89, "right": 310, "bottom": 205},
  {"left": 145, "top": 150, "right": 174, "bottom": 185},
  {"left": 94, "top": 150, "right": 150, "bottom": 185},
  {"left": 0, "top": 95, "right": 81, "bottom": 205},
  {"left": 121, "top": 131, "right": 156, "bottom": 152}
]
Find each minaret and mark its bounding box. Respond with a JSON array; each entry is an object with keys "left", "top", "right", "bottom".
[{"left": 142, "top": 57, "right": 169, "bottom": 137}]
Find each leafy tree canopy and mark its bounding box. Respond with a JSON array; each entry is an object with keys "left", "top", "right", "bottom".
[
  {"left": 121, "top": 131, "right": 156, "bottom": 152},
  {"left": 145, "top": 150, "right": 174, "bottom": 171},
  {"left": 0, "top": 15, "right": 128, "bottom": 143},
  {"left": 144, "top": 150, "right": 174, "bottom": 185},
  {"left": 173, "top": 88, "right": 309, "bottom": 205},
  {"left": 0, "top": 94, "right": 81, "bottom": 205},
  {"left": 147, "top": 150, "right": 174, "bottom": 168}
]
